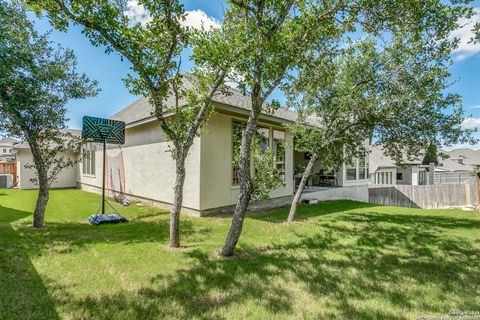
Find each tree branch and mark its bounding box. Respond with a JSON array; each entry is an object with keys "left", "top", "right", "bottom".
[
  {"left": 52, "top": 0, "right": 178, "bottom": 140},
  {"left": 265, "top": 0, "right": 295, "bottom": 39}
]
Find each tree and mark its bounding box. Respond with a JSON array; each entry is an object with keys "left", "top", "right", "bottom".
[
  {"left": 28, "top": 0, "right": 236, "bottom": 247},
  {"left": 215, "top": 0, "right": 329, "bottom": 257},
  {"left": 422, "top": 143, "right": 439, "bottom": 166},
  {"left": 216, "top": 0, "right": 477, "bottom": 255},
  {"left": 286, "top": 32, "right": 476, "bottom": 222},
  {"left": 0, "top": 1, "right": 98, "bottom": 227}
]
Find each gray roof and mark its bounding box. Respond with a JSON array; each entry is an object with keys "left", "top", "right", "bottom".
[
  {"left": 0, "top": 137, "right": 19, "bottom": 145},
  {"left": 110, "top": 75, "right": 308, "bottom": 126},
  {"left": 370, "top": 145, "right": 477, "bottom": 173},
  {"left": 436, "top": 157, "right": 473, "bottom": 172},
  {"left": 369, "top": 145, "right": 424, "bottom": 173},
  {"left": 444, "top": 148, "right": 480, "bottom": 166},
  {"left": 13, "top": 129, "right": 82, "bottom": 150},
  {"left": 368, "top": 145, "right": 397, "bottom": 173}
]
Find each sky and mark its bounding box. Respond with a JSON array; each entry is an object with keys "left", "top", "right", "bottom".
[{"left": 29, "top": 1, "right": 480, "bottom": 148}]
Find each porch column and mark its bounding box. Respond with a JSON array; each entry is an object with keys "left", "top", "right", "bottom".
[
  {"left": 428, "top": 162, "right": 435, "bottom": 185},
  {"left": 411, "top": 166, "right": 418, "bottom": 185}
]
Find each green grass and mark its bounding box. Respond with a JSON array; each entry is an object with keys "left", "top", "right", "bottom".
[{"left": 1, "top": 189, "right": 479, "bottom": 319}]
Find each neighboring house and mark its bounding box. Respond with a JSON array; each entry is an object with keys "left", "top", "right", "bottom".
[
  {"left": 12, "top": 130, "right": 80, "bottom": 190},
  {"left": 0, "top": 138, "right": 18, "bottom": 188},
  {"left": 0, "top": 137, "right": 17, "bottom": 162},
  {"left": 369, "top": 145, "right": 476, "bottom": 185},
  {"left": 441, "top": 148, "right": 480, "bottom": 171},
  {"left": 76, "top": 80, "right": 369, "bottom": 216},
  {"left": 369, "top": 145, "right": 429, "bottom": 185}
]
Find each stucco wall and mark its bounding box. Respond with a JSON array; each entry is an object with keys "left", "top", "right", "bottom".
[
  {"left": 17, "top": 150, "right": 78, "bottom": 189},
  {"left": 78, "top": 121, "right": 201, "bottom": 211},
  {"left": 199, "top": 112, "right": 294, "bottom": 211}
]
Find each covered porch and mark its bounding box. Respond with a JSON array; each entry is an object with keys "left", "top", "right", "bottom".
[
  {"left": 293, "top": 151, "right": 369, "bottom": 203},
  {"left": 293, "top": 150, "right": 340, "bottom": 188}
]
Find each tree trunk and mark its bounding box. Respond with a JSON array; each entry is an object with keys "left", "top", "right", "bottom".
[
  {"left": 170, "top": 150, "right": 187, "bottom": 248},
  {"left": 221, "top": 104, "right": 261, "bottom": 257},
  {"left": 287, "top": 153, "right": 318, "bottom": 222},
  {"left": 33, "top": 179, "right": 49, "bottom": 228},
  {"left": 29, "top": 139, "right": 49, "bottom": 228}
]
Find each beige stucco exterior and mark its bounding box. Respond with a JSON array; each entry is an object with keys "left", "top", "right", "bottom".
[
  {"left": 199, "top": 112, "right": 294, "bottom": 211},
  {"left": 16, "top": 149, "right": 78, "bottom": 189},
  {"left": 77, "top": 109, "right": 294, "bottom": 214},
  {"left": 78, "top": 121, "right": 202, "bottom": 212}
]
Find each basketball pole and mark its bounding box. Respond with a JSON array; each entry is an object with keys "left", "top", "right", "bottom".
[{"left": 102, "top": 139, "right": 106, "bottom": 214}]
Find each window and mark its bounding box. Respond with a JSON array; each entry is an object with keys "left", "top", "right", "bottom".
[
  {"left": 375, "top": 171, "right": 395, "bottom": 185},
  {"left": 346, "top": 160, "right": 356, "bottom": 180},
  {"left": 232, "top": 122, "right": 286, "bottom": 185},
  {"left": 359, "top": 152, "right": 367, "bottom": 180},
  {"left": 257, "top": 127, "right": 270, "bottom": 153},
  {"left": 397, "top": 172, "right": 403, "bottom": 180},
  {"left": 232, "top": 121, "right": 245, "bottom": 185},
  {"left": 273, "top": 130, "right": 286, "bottom": 181},
  {"left": 419, "top": 170, "right": 427, "bottom": 185},
  {"left": 82, "top": 143, "right": 96, "bottom": 175},
  {"left": 2, "top": 149, "right": 5, "bottom": 154}
]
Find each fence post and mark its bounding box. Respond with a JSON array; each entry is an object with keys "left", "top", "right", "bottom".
[
  {"left": 465, "top": 182, "right": 472, "bottom": 208},
  {"left": 429, "top": 163, "right": 435, "bottom": 185}
]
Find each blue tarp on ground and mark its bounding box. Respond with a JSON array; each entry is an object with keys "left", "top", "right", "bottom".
[{"left": 88, "top": 213, "right": 128, "bottom": 225}]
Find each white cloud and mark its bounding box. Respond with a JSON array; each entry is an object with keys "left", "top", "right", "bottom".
[
  {"left": 181, "top": 10, "right": 220, "bottom": 30},
  {"left": 450, "top": 9, "right": 480, "bottom": 61},
  {"left": 468, "top": 105, "right": 480, "bottom": 109},
  {"left": 462, "top": 117, "right": 480, "bottom": 129},
  {"left": 125, "top": 0, "right": 152, "bottom": 26},
  {"left": 125, "top": 2, "right": 219, "bottom": 30}
]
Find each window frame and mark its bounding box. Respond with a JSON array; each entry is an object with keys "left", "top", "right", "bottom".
[
  {"left": 231, "top": 120, "right": 246, "bottom": 186},
  {"left": 346, "top": 159, "right": 357, "bottom": 181},
  {"left": 231, "top": 119, "right": 287, "bottom": 186},
  {"left": 273, "top": 129, "right": 286, "bottom": 182},
  {"left": 82, "top": 143, "right": 96, "bottom": 176}
]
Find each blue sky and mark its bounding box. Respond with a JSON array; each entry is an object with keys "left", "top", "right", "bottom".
[{"left": 31, "top": 1, "right": 480, "bottom": 148}]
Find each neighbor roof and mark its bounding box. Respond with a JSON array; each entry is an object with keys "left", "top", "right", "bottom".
[
  {"left": 370, "top": 144, "right": 478, "bottom": 173},
  {"left": 445, "top": 148, "right": 480, "bottom": 167},
  {"left": 0, "top": 137, "right": 19, "bottom": 145},
  {"left": 368, "top": 145, "right": 424, "bottom": 173},
  {"left": 13, "top": 129, "right": 82, "bottom": 150},
  {"left": 110, "top": 74, "right": 312, "bottom": 127},
  {"left": 368, "top": 145, "right": 397, "bottom": 173},
  {"left": 437, "top": 157, "right": 473, "bottom": 172}
]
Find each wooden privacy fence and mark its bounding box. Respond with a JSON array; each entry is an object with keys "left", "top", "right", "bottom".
[
  {"left": 0, "top": 162, "right": 17, "bottom": 186},
  {"left": 369, "top": 180, "right": 478, "bottom": 209},
  {"left": 434, "top": 173, "right": 474, "bottom": 184}
]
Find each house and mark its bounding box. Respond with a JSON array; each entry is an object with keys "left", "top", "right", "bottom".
[
  {"left": 369, "top": 145, "right": 476, "bottom": 185},
  {"left": 0, "top": 137, "right": 17, "bottom": 162},
  {"left": 11, "top": 131, "right": 80, "bottom": 190},
  {"left": 76, "top": 81, "right": 369, "bottom": 215},
  {"left": 0, "top": 138, "right": 18, "bottom": 188},
  {"left": 9, "top": 80, "right": 370, "bottom": 215}
]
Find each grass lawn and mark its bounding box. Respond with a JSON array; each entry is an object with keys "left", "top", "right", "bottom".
[{"left": 1, "top": 189, "right": 479, "bottom": 319}]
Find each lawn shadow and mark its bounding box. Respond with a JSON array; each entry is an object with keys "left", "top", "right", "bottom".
[
  {"left": 0, "top": 206, "right": 60, "bottom": 319},
  {"left": 40, "top": 209, "right": 480, "bottom": 319},
  {"left": 249, "top": 200, "right": 378, "bottom": 223},
  {"left": 7, "top": 216, "right": 205, "bottom": 258}
]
